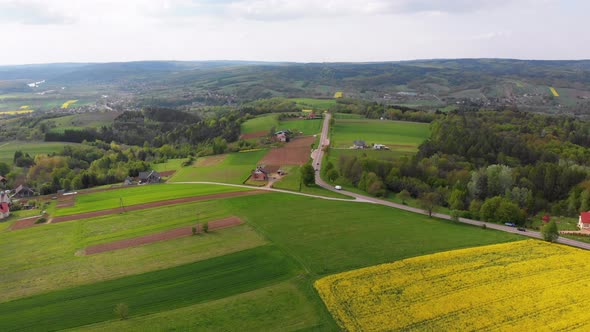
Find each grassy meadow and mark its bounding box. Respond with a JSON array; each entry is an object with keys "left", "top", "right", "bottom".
[
  {"left": 290, "top": 98, "right": 337, "bottom": 111},
  {"left": 272, "top": 165, "right": 352, "bottom": 199},
  {"left": 0, "top": 141, "right": 77, "bottom": 165},
  {"left": 169, "top": 150, "right": 267, "bottom": 184},
  {"left": 279, "top": 118, "right": 323, "bottom": 135},
  {"left": 41, "top": 112, "right": 120, "bottom": 133},
  {"left": 330, "top": 118, "right": 430, "bottom": 149},
  {"left": 240, "top": 113, "right": 279, "bottom": 134}
]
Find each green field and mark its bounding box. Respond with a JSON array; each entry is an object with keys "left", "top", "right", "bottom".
[
  {"left": 54, "top": 183, "right": 248, "bottom": 216},
  {"left": 240, "top": 114, "right": 279, "bottom": 134},
  {"left": 41, "top": 112, "right": 119, "bottom": 134},
  {"left": 330, "top": 119, "right": 430, "bottom": 149},
  {"left": 151, "top": 158, "right": 185, "bottom": 172},
  {"left": 169, "top": 150, "right": 267, "bottom": 184},
  {"left": 290, "top": 98, "right": 337, "bottom": 111},
  {"left": 0, "top": 245, "right": 298, "bottom": 331},
  {"left": 74, "top": 279, "right": 325, "bottom": 331},
  {"left": 0, "top": 141, "right": 77, "bottom": 165},
  {"left": 278, "top": 118, "right": 322, "bottom": 135}
]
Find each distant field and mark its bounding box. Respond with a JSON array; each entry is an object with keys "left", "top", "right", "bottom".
[
  {"left": 43, "top": 112, "right": 120, "bottom": 133},
  {"left": 61, "top": 99, "right": 78, "bottom": 109},
  {"left": 240, "top": 114, "right": 279, "bottom": 134},
  {"left": 316, "top": 240, "right": 590, "bottom": 331},
  {"left": 151, "top": 158, "right": 185, "bottom": 172},
  {"left": 0, "top": 141, "right": 77, "bottom": 165},
  {"left": 290, "top": 98, "right": 337, "bottom": 111},
  {"left": 54, "top": 183, "right": 247, "bottom": 216},
  {"left": 0, "top": 246, "right": 298, "bottom": 331},
  {"left": 330, "top": 119, "right": 430, "bottom": 149},
  {"left": 333, "top": 113, "right": 363, "bottom": 119},
  {"left": 169, "top": 150, "right": 267, "bottom": 184},
  {"left": 549, "top": 86, "right": 560, "bottom": 97},
  {"left": 279, "top": 118, "right": 322, "bottom": 135}
]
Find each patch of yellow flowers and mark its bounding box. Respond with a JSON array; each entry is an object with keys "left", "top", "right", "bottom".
[
  {"left": 0, "top": 109, "right": 34, "bottom": 115},
  {"left": 334, "top": 91, "right": 343, "bottom": 98},
  {"left": 315, "top": 240, "right": 590, "bottom": 331},
  {"left": 549, "top": 87, "right": 559, "bottom": 97},
  {"left": 61, "top": 100, "right": 78, "bottom": 109}
]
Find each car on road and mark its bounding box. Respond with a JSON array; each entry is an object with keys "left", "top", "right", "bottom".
[
  {"left": 504, "top": 222, "right": 516, "bottom": 227},
  {"left": 335, "top": 185, "right": 342, "bottom": 190},
  {"left": 517, "top": 227, "right": 526, "bottom": 232}
]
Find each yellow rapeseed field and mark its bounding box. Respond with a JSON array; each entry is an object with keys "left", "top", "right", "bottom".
[
  {"left": 19, "top": 105, "right": 30, "bottom": 109},
  {"left": 61, "top": 100, "right": 78, "bottom": 109},
  {"left": 0, "top": 110, "right": 34, "bottom": 115},
  {"left": 549, "top": 87, "right": 559, "bottom": 97},
  {"left": 334, "top": 91, "right": 343, "bottom": 98},
  {"left": 315, "top": 240, "right": 590, "bottom": 331}
]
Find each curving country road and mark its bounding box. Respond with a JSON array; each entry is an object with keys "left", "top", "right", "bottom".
[{"left": 311, "top": 113, "right": 590, "bottom": 251}]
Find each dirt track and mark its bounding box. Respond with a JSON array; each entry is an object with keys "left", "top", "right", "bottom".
[
  {"left": 10, "top": 190, "right": 264, "bottom": 230},
  {"left": 260, "top": 136, "right": 315, "bottom": 165},
  {"left": 84, "top": 216, "right": 242, "bottom": 255}
]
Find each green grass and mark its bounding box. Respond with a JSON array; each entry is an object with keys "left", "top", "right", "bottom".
[
  {"left": 240, "top": 114, "right": 279, "bottom": 134},
  {"left": 333, "top": 113, "right": 363, "bottom": 119},
  {"left": 279, "top": 118, "right": 323, "bottom": 135},
  {"left": 54, "top": 183, "right": 246, "bottom": 217},
  {"left": 169, "top": 150, "right": 267, "bottom": 184},
  {"left": 0, "top": 245, "right": 299, "bottom": 332},
  {"left": 151, "top": 158, "right": 185, "bottom": 172},
  {"left": 72, "top": 279, "right": 326, "bottom": 332},
  {"left": 42, "top": 112, "right": 119, "bottom": 134},
  {"left": 0, "top": 141, "right": 78, "bottom": 165},
  {"left": 331, "top": 119, "right": 430, "bottom": 150},
  {"left": 290, "top": 98, "right": 336, "bottom": 111},
  {"left": 225, "top": 193, "right": 524, "bottom": 276},
  {"left": 272, "top": 165, "right": 352, "bottom": 199}
]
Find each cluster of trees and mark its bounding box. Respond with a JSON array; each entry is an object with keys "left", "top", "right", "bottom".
[
  {"left": 330, "top": 110, "right": 590, "bottom": 226},
  {"left": 332, "top": 99, "right": 438, "bottom": 123}
]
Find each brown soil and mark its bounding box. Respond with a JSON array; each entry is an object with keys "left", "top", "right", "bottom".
[
  {"left": 195, "top": 154, "right": 226, "bottom": 167},
  {"left": 240, "top": 130, "right": 268, "bottom": 140},
  {"left": 9, "top": 215, "right": 44, "bottom": 231},
  {"left": 56, "top": 195, "right": 76, "bottom": 208},
  {"left": 260, "top": 136, "right": 315, "bottom": 165},
  {"left": 11, "top": 190, "right": 264, "bottom": 230},
  {"left": 159, "top": 170, "right": 176, "bottom": 177},
  {"left": 84, "top": 216, "right": 242, "bottom": 255}
]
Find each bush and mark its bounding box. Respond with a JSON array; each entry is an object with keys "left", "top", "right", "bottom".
[
  {"left": 192, "top": 226, "right": 197, "bottom": 236},
  {"left": 202, "top": 222, "right": 209, "bottom": 233},
  {"left": 114, "top": 303, "right": 129, "bottom": 320},
  {"left": 34, "top": 217, "right": 47, "bottom": 224}
]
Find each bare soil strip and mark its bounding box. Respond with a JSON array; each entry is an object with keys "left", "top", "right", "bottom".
[
  {"left": 240, "top": 130, "right": 268, "bottom": 140},
  {"left": 195, "top": 154, "right": 226, "bottom": 167},
  {"left": 260, "top": 136, "right": 315, "bottom": 165},
  {"left": 84, "top": 216, "right": 242, "bottom": 255},
  {"left": 10, "top": 190, "right": 264, "bottom": 230},
  {"left": 8, "top": 215, "right": 43, "bottom": 231}
]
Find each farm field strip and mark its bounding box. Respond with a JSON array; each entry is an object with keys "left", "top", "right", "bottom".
[
  {"left": 84, "top": 216, "right": 242, "bottom": 255},
  {"left": 331, "top": 119, "right": 430, "bottom": 149},
  {"left": 0, "top": 141, "right": 78, "bottom": 165},
  {"left": 549, "top": 86, "right": 560, "bottom": 97},
  {"left": 0, "top": 245, "right": 299, "bottom": 331},
  {"left": 240, "top": 113, "right": 279, "bottom": 134},
  {"left": 61, "top": 99, "right": 78, "bottom": 109},
  {"left": 53, "top": 183, "right": 252, "bottom": 217},
  {"left": 169, "top": 149, "right": 268, "bottom": 184},
  {"left": 259, "top": 135, "right": 315, "bottom": 166},
  {"left": 315, "top": 240, "right": 590, "bottom": 331}
]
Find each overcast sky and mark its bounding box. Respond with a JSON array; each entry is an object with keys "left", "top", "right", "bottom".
[{"left": 0, "top": 0, "right": 588, "bottom": 65}]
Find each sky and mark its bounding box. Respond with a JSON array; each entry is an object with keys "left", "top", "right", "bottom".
[{"left": 0, "top": 0, "right": 589, "bottom": 65}]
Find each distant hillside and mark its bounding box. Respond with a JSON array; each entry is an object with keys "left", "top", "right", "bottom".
[{"left": 1, "top": 59, "right": 590, "bottom": 114}]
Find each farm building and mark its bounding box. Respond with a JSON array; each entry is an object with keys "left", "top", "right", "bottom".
[
  {"left": 542, "top": 215, "right": 551, "bottom": 223},
  {"left": 276, "top": 132, "right": 287, "bottom": 142},
  {"left": 124, "top": 176, "right": 134, "bottom": 186},
  {"left": 0, "top": 175, "right": 6, "bottom": 187},
  {"left": 251, "top": 166, "right": 269, "bottom": 181},
  {"left": 0, "top": 190, "right": 9, "bottom": 219},
  {"left": 138, "top": 171, "right": 161, "bottom": 184},
  {"left": 578, "top": 212, "right": 590, "bottom": 230},
  {"left": 373, "top": 144, "right": 390, "bottom": 150},
  {"left": 353, "top": 140, "right": 367, "bottom": 149},
  {"left": 12, "top": 184, "right": 35, "bottom": 198}
]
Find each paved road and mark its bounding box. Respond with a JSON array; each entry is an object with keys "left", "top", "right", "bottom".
[{"left": 312, "top": 113, "right": 590, "bottom": 251}]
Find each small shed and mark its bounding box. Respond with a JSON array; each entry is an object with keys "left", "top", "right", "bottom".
[
  {"left": 12, "top": 184, "right": 35, "bottom": 198},
  {"left": 353, "top": 140, "right": 367, "bottom": 149}
]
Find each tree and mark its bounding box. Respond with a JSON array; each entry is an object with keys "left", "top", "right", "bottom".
[
  {"left": 300, "top": 164, "right": 315, "bottom": 186},
  {"left": 202, "top": 222, "right": 209, "bottom": 233},
  {"left": 418, "top": 192, "right": 440, "bottom": 217},
  {"left": 542, "top": 220, "right": 559, "bottom": 243},
  {"left": 326, "top": 169, "right": 339, "bottom": 182},
  {"left": 0, "top": 162, "right": 9, "bottom": 175},
  {"left": 398, "top": 189, "right": 411, "bottom": 205},
  {"left": 114, "top": 303, "right": 129, "bottom": 320}
]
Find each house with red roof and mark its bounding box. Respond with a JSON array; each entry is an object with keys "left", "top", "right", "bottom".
[
  {"left": 0, "top": 190, "right": 10, "bottom": 220},
  {"left": 578, "top": 212, "right": 590, "bottom": 230}
]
